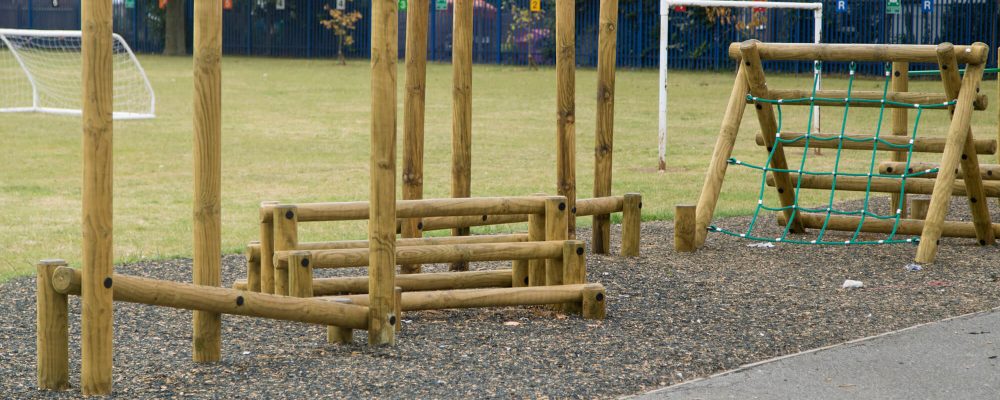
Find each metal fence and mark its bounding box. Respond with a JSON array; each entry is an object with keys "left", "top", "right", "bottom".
[{"left": 1, "top": 0, "right": 997, "bottom": 73}]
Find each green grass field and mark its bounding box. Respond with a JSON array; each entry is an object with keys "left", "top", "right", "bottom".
[{"left": 1, "top": 55, "right": 996, "bottom": 279}]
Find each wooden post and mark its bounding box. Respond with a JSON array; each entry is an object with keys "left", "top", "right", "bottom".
[
  {"left": 81, "top": 0, "right": 114, "bottom": 390},
  {"left": 916, "top": 47, "right": 989, "bottom": 263},
  {"left": 512, "top": 259, "right": 529, "bottom": 287},
  {"left": 394, "top": 286, "right": 403, "bottom": 332},
  {"left": 192, "top": 0, "right": 223, "bottom": 363},
  {"left": 36, "top": 259, "right": 69, "bottom": 391},
  {"left": 674, "top": 204, "right": 696, "bottom": 252},
  {"left": 273, "top": 205, "right": 298, "bottom": 296},
  {"left": 544, "top": 197, "right": 568, "bottom": 286},
  {"left": 450, "top": 0, "right": 473, "bottom": 271},
  {"left": 401, "top": 0, "right": 428, "bottom": 275},
  {"left": 259, "top": 201, "right": 278, "bottom": 294},
  {"left": 890, "top": 62, "right": 909, "bottom": 218},
  {"left": 246, "top": 241, "right": 261, "bottom": 292},
  {"left": 581, "top": 283, "right": 606, "bottom": 320},
  {"left": 288, "top": 251, "right": 313, "bottom": 298},
  {"left": 562, "top": 240, "right": 585, "bottom": 314},
  {"left": 556, "top": 0, "right": 577, "bottom": 239},
  {"left": 369, "top": 0, "right": 398, "bottom": 345},
  {"left": 621, "top": 193, "right": 641, "bottom": 256},
  {"left": 527, "top": 193, "right": 547, "bottom": 286},
  {"left": 695, "top": 65, "right": 749, "bottom": 247},
  {"left": 997, "top": 47, "right": 999, "bottom": 166},
  {"left": 933, "top": 43, "right": 994, "bottom": 247},
  {"left": 592, "top": 0, "right": 618, "bottom": 254},
  {"left": 911, "top": 197, "right": 931, "bottom": 220},
  {"left": 328, "top": 325, "right": 353, "bottom": 344},
  {"left": 739, "top": 40, "right": 805, "bottom": 236}
]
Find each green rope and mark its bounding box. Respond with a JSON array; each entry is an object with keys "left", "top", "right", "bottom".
[{"left": 710, "top": 60, "right": 941, "bottom": 246}]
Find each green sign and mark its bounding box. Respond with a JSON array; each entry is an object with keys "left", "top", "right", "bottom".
[
  {"left": 399, "top": 0, "right": 407, "bottom": 11},
  {"left": 886, "top": 0, "right": 901, "bottom": 14},
  {"left": 436, "top": 0, "right": 448, "bottom": 11},
  {"left": 125, "top": 0, "right": 135, "bottom": 8}
]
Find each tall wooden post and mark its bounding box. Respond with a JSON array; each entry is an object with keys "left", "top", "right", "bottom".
[
  {"left": 401, "top": 0, "right": 428, "bottom": 274},
  {"left": 592, "top": 0, "right": 618, "bottom": 254},
  {"left": 192, "top": 0, "right": 223, "bottom": 362},
  {"left": 450, "top": 0, "right": 473, "bottom": 271},
  {"left": 37, "top": 259, "right": 69, "bottom": 391},
  {"left": 369, "top": 0, "right": 398, "bottom": 345},
  {"left": 890, "top": 62, "right": 909, "bottom": 217},
  {"left": 81, "top": 0, "right": 114, "bottom": 392},
  {"left": 556, "top": 0, "right": 576, "bottom": 239}
]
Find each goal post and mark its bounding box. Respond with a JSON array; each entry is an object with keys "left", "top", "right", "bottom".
[
  {"left": 658, "top": 0, "right": 822, "bottom": 170},
  {"left": 0, "top": 28, "right": 155, "bottom": 120}
]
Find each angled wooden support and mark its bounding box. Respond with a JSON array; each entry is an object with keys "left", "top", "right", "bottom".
[
  {"left": 915, "top": 44, "right": 991, "bottom": 263},
  {"left": 739, "top": 40, "right": 805, "bottom": 235}
]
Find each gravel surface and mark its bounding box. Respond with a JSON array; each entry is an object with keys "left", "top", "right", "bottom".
[{"left": 3, "top": 197, "right": 1000, "bottom": 399}]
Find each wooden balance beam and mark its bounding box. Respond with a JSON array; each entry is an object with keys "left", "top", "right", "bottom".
[
  {"left": 235, "top": 269, "right": 514, "bottom": 296},
  {"left": 50, "top": 267, "right": 369, "bottom": 330},
  {"left": 246, "top": 233, "right": 530, "bottom": 263},
  {"left": 748, "top": 88, "right": 988, "bottom": 111},
  {"left": 260, "top": 196, "right": 549, "bottom": 223},
  {"left": 878, "top": 161, "right": 1000, "bottom": 180},
  {"left": 778, "top": 213, "right": 1000, "bottom": 242},
  {"left": 727, "top": 42, "right": 989, "bottom": 64},
  {"left": 766, "top": 173, "right": 1000, "bottom": 197},
  {"left": 275, "top": 241, "right": 566, "bottom": 269},
  {"left": 754, "top": 133, "right": 997, "bottom": 154}
]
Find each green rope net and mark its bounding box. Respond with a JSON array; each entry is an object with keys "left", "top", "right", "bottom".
[{"left": 710, "top": 62, "right": 957, "bottom": 246}]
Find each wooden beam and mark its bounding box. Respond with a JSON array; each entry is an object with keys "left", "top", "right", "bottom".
[
  {"left": 891, "top": 61, "right": 909, "bottom": 217},
  {"left": 621, "top": 193, "right": 641, "bottom": 256},
  {"left": 259, "top": 197, "right": 547, "bottom": 223},
  {"left": 545, "top": 197, "right": 569, "bottom": 285},
  {"left": 235, "top": 269, "right": 514, "bottom": 296},
  {"left": 592, "top": 0, "right": 618, "bottom": 254},
  {"left": 556, "top": 0, "right": 577, "bottom": 239},
  {"left": 36, "top": 259, "right": 69, "bottom": 390},
  {"left": 753, "top": 132, "right": 997, "bottom": 154},
  {"left": 752, "top": 88, "right": 988, "bottom": 111},
  {"left": 450, "top": 0, "right": 474, "bottom": 271},
  {"left": 401, "top": 0, "right": 429, "bottom": 274},
  {"left": 249, "top": 233, "right": 529, "bottom": 263},
  {"left": 778, "top": 212, "right": 1000, "bottom": 239},
  {"left": 726, "top": 42, "right": 989, "bottom": 64},
  {"left": 326, "top": 284, "right": 602, "bottom": 313},
  {"left": 258, "top": 201, "right": 278, "bottom": 294},
  {"left": 765, "top": 173, "right": 1000, "bottom": 197},
  {"left": 52, "top": 268, "right": 369, "bottom": 330},
  {"left": 81, "top": 0, "right": 114, "bottom": 389},
  {"left": 576, "top": 196, "right": 623, "bottom": 217},
  {"left": 245, "top": 241, "right": 261, "bottom": 292},
  {"left": 283, "top": 241, "right": 565, "bottom": 269},
  {"left": 878, "top": 161, "right": 1000, "bottom": 180},
  {"left": 272, "top": 205, "right": 298, "bottom": 295},
  {"left": 674, "top": 205, "right": 696, "bottom": 252}
]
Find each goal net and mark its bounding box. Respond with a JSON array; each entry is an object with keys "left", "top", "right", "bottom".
[{"left": 0, "top": 29, "right": 155, "bottom": 120}]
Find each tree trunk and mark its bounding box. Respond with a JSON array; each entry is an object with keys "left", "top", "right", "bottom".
[
  {"left": 163, "top": 0, "right": 187, "bottom": 56},
  {"left": 337, "top": 35, "right": 345, "bottom": 65}
]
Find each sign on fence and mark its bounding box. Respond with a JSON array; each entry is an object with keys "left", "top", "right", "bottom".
[
  {"left": 530, "top": 0, "right": 541, "bottom": 12},
  {"left": 922, "top": 0, "right": 933, "bottom": 13},
  {"left": 886, "top": 0, "right": 900, "bottom": 14},
  {"left": 836, "top": 0, "right": 846, "bottom": 13},
  {"left": 337, "top": 0, "right": 346, "bottom": 10},
  {"left": 436, "top": 0, "right": 448, "bottom": 11}
]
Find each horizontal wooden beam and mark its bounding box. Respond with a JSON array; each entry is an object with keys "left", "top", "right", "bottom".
[
  {"left": 727, "top": 42, "right": 988, "bottom": 64},
  {"left": 325, "top": 284, "right": 603, "bottom": 312},
  {"left": 755, "top": 133, "right": 997, "bottom": 154},
  {"left": 752, "top": 88, "right": 988, "bottom": 111},
  {"left": 766, "top": 173, "right": 1000, "bottom": 197},
  {"left": 234, "top": 269, "right": 514, "bottom": 295},
  {"left": 247, "top": 233, "right": 529, "bottom": 263},
  {"left": 420, "top": 214, "right": 528, "bottom": 231},
  {"left": 260, "top": 196, "right": 553, "bottom": 223},
  {"left": 279, "top": 241, "right": 566, "bottom": 269},
  {"left": 50, "top": 267, "right": 369, "bottom": 330},
  {"left": 575, "top": 196, "right": 624, "bottom": 217},
  {"left": 878, "top": 161, "right": 1000, "bottom": 180},
  {"left": 777, "top": 212, "right": 1000, "bottom": 239}
]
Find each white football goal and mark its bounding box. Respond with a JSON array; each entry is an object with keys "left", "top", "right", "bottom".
[{"left": 0, "top": 28, "right": 155, "bottom": 120}]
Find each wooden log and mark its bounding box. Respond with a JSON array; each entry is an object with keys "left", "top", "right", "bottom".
[
  {"left": 751, "top": 88, "right": 988, "bottom": 111},
  {"left": 911, "top": 197, "right": 931, "bottom": 220},
  {"left": 421, "top": 214, "right": 527, "bottom": 231},
  {"left": 328, "top": 284, "right": 600, "bottom": 312},
  {"left": 592, "top": 0, "right": 619, "bottom": 254},
  {"left": 562, "top": 241, "right": 586, "bottom": 314},
  {"left": 935, "top": 43, "right": 994, "bottom": 247},
  {"left": 401, "top": 0, "right": 429, "bottom": 275},
  {"left": 890, "top": 62, "right": 910, "bottom": 219},
  {"left": 290, "top": 241, "right": 565, "bottom": 269},
  {"left": 917, "top": 49, "right": 990, "bottom": 263},
  {"left": 52, "top": 267, "right": 369, "bottom": 330},
  {"left": 696, "top": 64, "right": 750, "bottom": 247},
  {"left": 245, "top": 241, "right": 261, "bottom": 292},
  {"left": 254, "top": 233, "right": 529, "bottom": 263},
  {"left": 879, "top": 161, "right": 1000, "bottom": 180},
  {"left": 545, "top": 197, "right": 569, "bottom": 285},
  {"left": 754, "top": 132, "right": 997, "bottom": 154},
  {"left": 576, "top": 196, "right": 624, "bottom": 217},
  {"left": 556, "top": 0, "right": 577, "bottom": 240},
  {"left": 528, "top": 213, "right": 546, "bottom": 286},
  {"left": 394, "top": 287, "right": 403, "bottom": 332},
  {"left": 777, "top": 212, "right": 1000, "bottom": 239},
  {"left": 328, "top": 325, "right": 353, "bottom": 345},
  {"left": 674, "top": 204, "right": 696, "bottom": 252},
  {"left": 511, "top": 259, "right": 529, "bottom": 287},
  {"left": 726, "top": 42, "right": 989, "bottom": 64},
  {"left": 192, "top": 0, "right": 223, "bottom": 363},
  {"left": 272, "top": 205, "right": 298, "bottom": 295},
  {"left": 235, "top": 269, "right": 514, "bottom": 295},
  {"left": 765, "top": 173, "right": 1000, "bottom": 197},
  {"left": 621, "top": 193, "right": 642, "bottom": 256},
  {"left": 36, "top": 259, "right": 69, "bottom": 390},
  {"left": 369, "top": 0, "right": 399, "bottom": 345},
  {"left": 581, "top": 283, "right": 607, "bottom": 320},
  {"left": 261, "top": 197, "right": 547, "bottom": 223},
  {"left": 81, "top": 0, "right": 114, "bottom": 389},
  {"left": 740, "top": 41, "right": 805, "bottom": 236},
  {"left": 258, "top": 201, "right": 278, "bottom": 294},
  {"left": 450, "top": 0, "right": 474, "bottom": 271},
  {"left": 288, "top": 251, "right": 313, "bottom": 298}
]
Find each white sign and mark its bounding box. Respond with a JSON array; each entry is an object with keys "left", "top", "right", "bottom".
[{"left": 276, "top": 0, "right": 285, "bottom": 10}]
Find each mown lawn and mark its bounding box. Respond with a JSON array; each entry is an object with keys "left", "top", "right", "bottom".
[{"left": 1, "top": 55, "right": 996, "bottom": 279}]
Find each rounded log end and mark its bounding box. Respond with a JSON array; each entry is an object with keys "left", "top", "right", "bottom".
[
  {"left": 739, "top": 39, "right": 760, "bottom": 52},
  {"left": 50, "top": 266, "right": 78, "bottom": 294}
]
